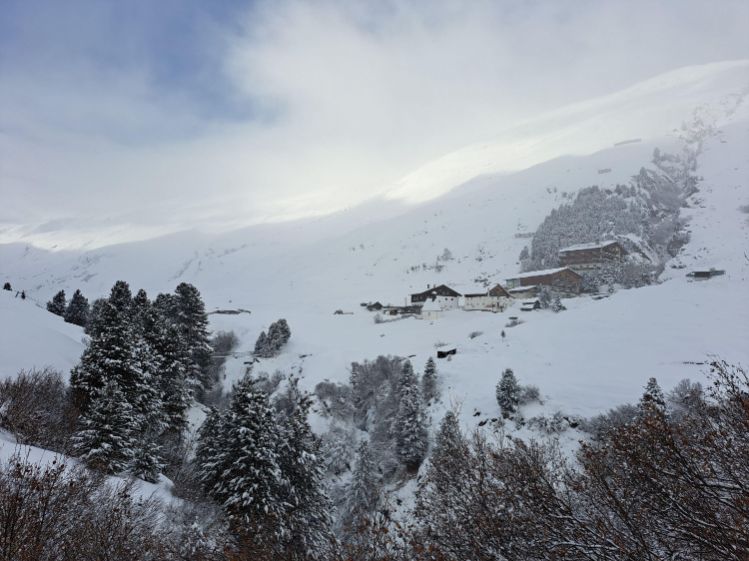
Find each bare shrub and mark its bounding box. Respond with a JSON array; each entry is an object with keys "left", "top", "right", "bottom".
[{"left": 0, "top": 368, "right": 77, "bottom": 452}]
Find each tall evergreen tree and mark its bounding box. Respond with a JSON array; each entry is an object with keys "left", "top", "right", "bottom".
[
  {"left": 421, "top": 357, "right": 439, "bottom": 403},
  {"left": 343, "top": 441, "right": 381, "bottom": 533},
  {"left": 63, "top": 289, "right": 90, "bottom": 327},
  {"left": 109, "top": 280, "right": 133, "bottom": 314},
  {"left": 70, "top": 300, "right": 134, "bottom": 412},
  {"left": 213, "top": 376, "right": 287, "bottom": 543},
  {"left": 144, "top": 309, "right": 191, "bottom": 437},
  {"left": 393, "top": 372, "right": 429, "bottom": 471},
  {"left": 84, "top": 297, "right": 108, "bottom": 336},
  {"left": 639, "top": 376, "right": 666, "bottom": 414},
  {"left": 174, "top": 283, "right": 212, "bottom": 392},
  {"left": 46, "top": 290, "right": 67, "bottom": 316},
  {"left": 275, "top": 379, "right": 334, "bottom": 558},
  {"left": 131, "top": 288, "right": 151, "bottom": 333},
  {"left": 496, "top": 368, "right": 520, "bottom": 418},
  {"left": 195, "top": 407, "right": 228, "bottom": 495},
  {"left": 72, "top": 380, "right": 138, "bottom": 474}
]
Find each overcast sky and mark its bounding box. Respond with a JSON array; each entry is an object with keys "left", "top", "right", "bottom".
[{"left": 1, "top": 0, "right": 748, "bottom": 248}]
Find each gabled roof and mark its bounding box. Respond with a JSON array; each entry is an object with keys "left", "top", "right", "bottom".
[
  {"left": 411, "top": 284, "right": 462, "bottom": 298},
  {"left": 559, "top": 240, "right": 621, "bottom": 253},
  {"left": 507, "top": 267, "right": 575, "bottom": 280}
]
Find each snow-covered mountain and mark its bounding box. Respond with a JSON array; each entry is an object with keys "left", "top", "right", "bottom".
[{"left": 1, "top": 60, "right": 748, "bottom": 427}]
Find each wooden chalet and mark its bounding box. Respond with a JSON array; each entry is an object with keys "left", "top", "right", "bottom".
[
  {"left": 505, "top": 267, "right": 583, "bottom": 295},
  {"left": 558, "top": 240, "right": 627, "bottom": 272}
]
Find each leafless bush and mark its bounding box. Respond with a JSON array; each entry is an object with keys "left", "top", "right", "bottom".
[
  {"left": 0, "top": 453, "right": 234, "bottom": 561},
  {"left": 0, "top": 368, "right": 77, "bottom": 452},
  {"left": 518, "top": 384, "right": 540, "bottom": 405}
]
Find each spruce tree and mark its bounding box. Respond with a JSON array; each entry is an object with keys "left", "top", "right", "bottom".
[
  {"left": 129, "top": 425, "right": 164, "bottom": 483},
  {"left": 422, "top": 357, "right": 439, "bottom": 403},
  {"left": 195, "top": 407, "right": 228, "bottom": 495},
  {"left": 254, "top": 330, "right": 269, "bottom": 357},
  {"left": 393, "top": 372, "right": 429, "bottom": 471},
  {"left": 275, "top": 379, "right": 334, "bottom": 557},
  {"left": 70, "top": 300, "right": 134, "bottom": 412},
  {"left": 72, "top": 380, "right": 138, "bottom": 474},
  {"left": 84, "top": 298, "right": 108, "bottom": 336},
  {"left": 640, "top": 377, "right": 666, "bottom": 414},
  {"left": 46, "top": 290, "right": 67, "bottom": 316},
  {"left": 214, "top": 376, "right": 287, "bottom": 542},
  {"left": 64, "top": 289, "right": 90, "bottom": 327},
  {"left": 343, "top": 441, "right": 381, "bottom": 533},
  {"left": 144, "top": 310, "right": 191, "bottom": 437},
  {"left": 174, "top": 283, "right": 212, "bottom": 392},
  {"left": 496, "top": 368, "right": 520, "bottom": 418},
  {"left": 131, "top": 288, "right": 151, "bottom": 333},
  {"left": 109, "top": 280, "right": 133, "bottom": 313}
]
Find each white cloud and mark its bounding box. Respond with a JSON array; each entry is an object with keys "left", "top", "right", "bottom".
[{"left": 2, "top": 0, "right": 748, "bottom": 248}]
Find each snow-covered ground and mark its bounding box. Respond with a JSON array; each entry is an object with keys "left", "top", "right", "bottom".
[{"left": 1, "top": 60, "right": 747, "bottom": 443}]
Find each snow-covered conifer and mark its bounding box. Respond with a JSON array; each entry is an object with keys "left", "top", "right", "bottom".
[
  {"left": 72, "top": 380, "right": 138, "bottom": 474},
  {"left": 46, "top": 290, "right": 66, "bottom": 316},
  {"left": 63, "top": 289, "right": 90, "bottom": 327},
  {"left": 639, "top": 376, "right": 666, "bottom": 414},
  {"left": 213, "top": 376, "right": 287, "bottom": 542},
  {"left": 421, "top": 357, "right": 439, "bottom": 403},
  {"left": 174, "top": 283, "right": 213, "bottom": 391},
  {"left": 276, "top": 379, "right": 334, "bottom": 557},
  {"left": 343, "top": 441, "right": 381, "bottom": 532},
  {"left": 393, "top": 373, "right": 429, "bottom": 471},
  {"left": 496, "top": 368, "right": 520, "bottom": 418}
]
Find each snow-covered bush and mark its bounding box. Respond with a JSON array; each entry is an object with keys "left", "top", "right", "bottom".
[{"left": 518, "top": 384, "right": 541, "bottom": 406}]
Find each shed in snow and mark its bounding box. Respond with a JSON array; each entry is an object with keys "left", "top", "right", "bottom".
[
  {"left": 520, "top": 299, "right": 541, "bottom": 312},
  {"left": 687, "top": 269, "right": 725, "bottom": 280}
]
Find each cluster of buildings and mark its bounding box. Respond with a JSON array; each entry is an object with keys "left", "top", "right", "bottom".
[{"left": 373, "top": 240, "right": 634, "bottom": 320}]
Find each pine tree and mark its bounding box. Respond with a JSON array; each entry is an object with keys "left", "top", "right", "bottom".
[
  {"left": 275, "top": 379, "right": 334, "bottom": 558},
  {"left": 254, "top": 330, "right": 269, "bottom": 357},
  {"left": 496, "top": 368, "right": 520, "bottom": 418},
  {"left": 174, "top": 283, "right": 212, "bottom": 392},
  {"left": 400, "top": 359, "right": 417, "bottom": 390},
  {"left": 46, "top": 290, "right": 66, "bottom": 316},
  {"left": 195, "top": 407, "right": 228, "bottom": 495},
  {"left": 84, "top": 298, "right": 108, "bottom": 336},
  {"left": 64, "top": 289, "right": 90, "bottom": 327},
  {"left": 72, "top": 380, "right": 138, "bottom": 474},
  {"left": 129, "top": 426, "right": 164, "bottom": 483},
  {"left": 70, "top": 300, "right": 134, "bottom": 412},
  {"left": 393, "top": 372, "right": 429, "bottom": 471},
  {"left": 343, "top": 441, "right": 381, "bottom": 533},
  {"left": 214, "top": 376, "right": 287, "bottom": 543},
  {"left": 109, "top": 280, "right": 133, "bottom": 314},
  {"left": 640, "top": 377, "right": 666, "bottom": 414},
  {"left": 421, "top": 357, "right": 439, "bottom": 403},
  {"left": 131, "top": 288, "right": 151, "bottom": 333},
  {"left": 144, "top": 310, "right": 191, "bottom": 437}
]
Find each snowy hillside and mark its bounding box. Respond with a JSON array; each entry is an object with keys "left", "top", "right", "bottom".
[
  {"left": 0, "top": 290, "right": 85, "bottom": 380},
  {"left": 2, "top": 61, "right": 747, "bottom": 428}
]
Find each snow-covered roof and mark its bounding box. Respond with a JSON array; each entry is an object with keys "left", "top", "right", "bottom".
[
  {"left": 559, "top": 240, "right": 619, "bottom": 253},
  {"left": 508, "top": 285, "right": 537, "bottom": 292},
  {"left": 507, "top": 267, "right": 570, "bottom": 280}
]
